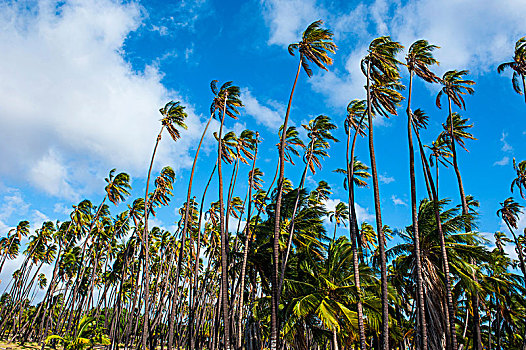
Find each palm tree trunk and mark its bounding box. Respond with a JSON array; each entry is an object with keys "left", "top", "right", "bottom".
[
  {"left": 218, "top": 92, "right": 232, "bottom": 350},
  {"left": 346, "top": 118, "right": 367, "bottom": 350},
  {"left": 522, "top": 75, "right": 526, "bottom": 105},
  {"left": 414, "top": 123, "right": 457, "bottom": 350},
  {"left": 168, "top": 113, "right": 214, "bottom": 349},
  {"left": 271, "top": 58, "right": 302, "bottom": 350},
  {"left": 407, "top": 72, "right": 428, "bottom": 350},
  {"left": 236, "top": 142, "right": 258, "bottom": 349},
  {"left": 447, "top": 98, "right": 482, "bottom": 350},
  {"left": 366, "top": 60, "right": 389, "bottom": 350},
  {"left": 142, "top": 125, "right": 164, "bottom": 350}
]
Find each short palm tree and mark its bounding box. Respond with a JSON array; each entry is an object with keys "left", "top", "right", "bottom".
[
  {"left": 497, "top": 37, "right": 526, "bottom": 104},
  {"left": 329, "top": 202, "right": 349, "bottom": 241}
]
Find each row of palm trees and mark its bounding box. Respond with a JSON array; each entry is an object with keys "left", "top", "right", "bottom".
[{"left": 0, "top": 20, "right": 525, "bottom": 350}]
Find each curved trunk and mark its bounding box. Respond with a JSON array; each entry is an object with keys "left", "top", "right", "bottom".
[
  {"left": 278, "top": 141, "right": 314, "bottom": 297},
  {"left": 271, "top": 58, "right": 302, "bottom": 350},
  {"left": 218, "top": 93, "right": 232, "bottom": 350},
  {"left": 414, "top": 123, "right": 457, "bottom": 350},
  {"left": 236, "top": 143, "right": 258, "bottom": 349},
  {"left": 407, "top": 72, "right": 428, "bottom": 350},
  {"left": 169, "top": 113, "right": 214, "bottom": 349},
  {"left": 447, "top": 98, "right": 482, "bottom": 350},
  {"left": 346, "top": 117, "right": 367, "bottom": 350},
  {"left": 366, "top": 60, "right": 389, "bottom": 350},
  {"left": 142, "top": 125, "right": 164, "bottom": 349}
]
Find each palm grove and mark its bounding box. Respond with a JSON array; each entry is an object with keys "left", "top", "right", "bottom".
[{"left": 1, "top": 20, "right": 526, "bottom": 350}]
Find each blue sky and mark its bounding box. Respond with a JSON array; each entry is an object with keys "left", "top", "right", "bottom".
[{"left": 0, "top": 0, "right": 525, "bottom": 273}]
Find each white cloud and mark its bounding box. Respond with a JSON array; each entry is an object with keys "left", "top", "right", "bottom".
[
  {"left": 379, "top": 174, "right": 395, "bottom": 184},
  {"left": 391, "top": 195, "right": 407, "bottom": 206},
  {"left": 500, "top": 132, "right": 513, "bottom": 152},
  {"left": 0, "top": 0, "right": 211, "bottom": 199},
  {"left": 493, "top": 156, "right": 510, "bottom": 166},
  {"left": 240, "top": 88, "right": 283, "bottom": 131},
  {"left": 498, "top": 212, "right": 526, "bottom": 261},
  {"left": 260, "top": 0, "right": 324, "bottom": 46}
]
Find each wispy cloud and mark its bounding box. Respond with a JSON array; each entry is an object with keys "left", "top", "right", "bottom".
[
  {"left": 379, "top": 174, "right": 395, "bottom": 184},
  {"left": 500, "top": 132, "right": 513, "bottom": 152},
  {"left": 493, "top": 156, "right": 510, "bottom": 166},
  {"left": 391, "top": 195, "right": 407, "bottom": 206},
  {"left": 240, "top": 88, "right": 283, "bottom": 131}
]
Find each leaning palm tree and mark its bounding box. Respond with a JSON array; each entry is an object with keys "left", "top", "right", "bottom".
[
  {"left": 271, "top": 19, "right": 336, "bottom": 350},
  {"left": 361, "top": 36, "right": 404, "bottom": 350},
  {"left": 497, "top": 197, "right": 526, "bottom": 286},
  {"left": 143, "top": 100, "right": 187, "bottom": 350},
  {"left": 212, "top": 80, "right": 242, "bottom": 350},
  {"left": 436, "top": 69, "right": 474, "bottom": 350},
  {"left": 497, "top": 37, "right": 526, "bottom": 104},
  {"left": 511, "top": 158, "right": 526, "bottom": 199},
  {"left": 329, "top": 202, "right": 349, "bottom": 241},
  {"left": 405, "top": 39, "right": 440, "bottom": 350}
]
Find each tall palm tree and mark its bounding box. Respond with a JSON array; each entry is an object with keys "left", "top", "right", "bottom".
[
  {"left": 511, "top": 158, "right": 526, "bottom": 199},
  {"left": 144, "top": 100, "right": 187, "bottom": 349},
  {"left": 438, "top": 111, "right": 481, "bottom": 349},
  {"left": 497, "top": 37, "right": 526, "bottom": 104},
  {"left": 405, "top": 39, "right": 440, "bottom": 350},
  {"left": 279, "top": 115, "right": 338, "bottom": 297},
  {"left": 497, "top": 197, "right": 526, "bottom": 286},
  {"left": 361, "top": 36, "right": 404, "bottom": 350},
  {"left": 436, "top": 69, "right": 475, "bottom": 350},
  {"left": 212, "top": 80, "right": 242, "bottom": 350},
  {"left": 271, "top": 20, "right": 336, "bottom": 349}
]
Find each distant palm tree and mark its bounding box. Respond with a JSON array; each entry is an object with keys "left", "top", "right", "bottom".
[
  {"left": 272, "top": 20, "right": 336, "bottom": 350},
  {"left": 497, "top": 37, "right": 526, "bottom": 104},
  {"left": 405, "top": 39, "right": 440, "bottom": 350},
  {"left": 361, "top": 36, "right": 404, "bottom": 350},
  {"left": 511, "top": 158, "right": 526, "bottom": 199},
  {"left": 497, "top": 197, "right": 526, "bottom": 287},
  {"left": 329, "top": 202, "right": 349, "bottom": 241},
  {"left": 144, "top": 100, "right": 187, "bottom": 350}
]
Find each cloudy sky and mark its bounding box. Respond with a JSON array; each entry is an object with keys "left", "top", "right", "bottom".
[{"left": 0, "top": 0, "right": 525, "bottom": 267}]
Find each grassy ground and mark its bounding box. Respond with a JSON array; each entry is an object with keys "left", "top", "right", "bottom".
[{"left": 0, "top": 342, "right": 51, "bottom": 350}]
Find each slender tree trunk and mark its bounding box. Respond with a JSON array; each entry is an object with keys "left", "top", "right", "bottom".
[
  {"left": 236, "top": 141, "right": 258, "bottom": 349},
  {"left": 523, "top": 75, "right": 526, "bottom": 105},
  {"left": 407, "top": 72, "right": 428, "bottom": 350},
  {"left": 218, "top": 92, "right": 232, "bottom": 350},
  {"left": 447, "top": 98, "right": 482, "bottom": 350},
  {"left": 346, "top": 117, "right": 367, "bottom": 350},
  {"left": 414, "top": 123, "right": 457, "bottom": 350},
  {"left": 142, "top": 126, "right": 164, "bottom": 349},
  {"left": 366, "top": 60, "right": 389, "bottom": 350},
  {"left": 271, "top": 58, "right": 302, "bottom": 350}
]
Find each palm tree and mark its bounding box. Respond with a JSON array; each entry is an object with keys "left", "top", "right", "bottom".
[
  {"left": 438, "top": 111, "right": 481, "bottom": 349},
  {"left": 511, "top": 158, "right": 526, "bottom": 199},
  {"left": 497, "top": 197, "right": 526, "bottom": 286},
  {"left": 272, "top": 20, "right": 336, "bottom": 349},
  {"left": 405, "top": 39, "right": 440, "bottom": 350},
  {"left": 497, "top": 37, "right": 526, "bottom": 104},
  {"left": 144, "top": 100, "right": 187, "bottom": 349},
  {"left": 361, "top": 36, "right": 404, "bottom": 350},
  {"left": 279, "top": 115, "right": 338, "bottom": 297},
  {"left": 436, "top": 69, "right": 475, "bottom": 350},
  {"left": 329, "top": 202, "right": 349, "bottom": 241},
  {"left": 0, "top": 221, "right": 29, "bottom": 274},
  {"left": 212, "top": 80, "right": 242, "bottom": 350}
]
